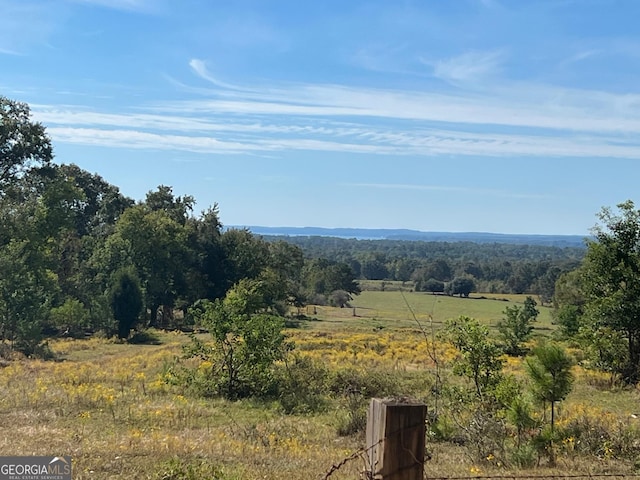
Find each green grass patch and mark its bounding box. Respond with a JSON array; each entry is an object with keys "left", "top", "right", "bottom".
[{"left": 305, "top": 290, "right": 554, "bottom": 334}]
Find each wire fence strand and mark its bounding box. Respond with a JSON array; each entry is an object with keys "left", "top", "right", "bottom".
[
  {"left": 426, "top": 476, "right": 640, "bottom": 480},
  {"left": 322, "top": 441, "right": 640, "bottom": 480}
]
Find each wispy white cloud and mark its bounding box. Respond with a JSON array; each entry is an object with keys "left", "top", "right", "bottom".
[
  {"left": 38, "top": 107, "right": 640, "bottom": 160},
  {"left": 30, "top": 56, "right": 640, "bottom": 161},
  {"left": 343, "top": 183, "right": 551, "bottom": 200},
  {"left": 46, "top": 127, "right": 263, "bottom": 154},
  {"left": 188, "top": 59, "right": 247, "bottom": 91},
  {"left": 157, "top": 80, "right": 640, "bottom": 136},
  {"left": 65, "top": 0, "right": 160, "bottom": 13},
  {"left": 0, "top": 46, "right": 21, "bottom": 55},
  {"left": 429, "top": 50, "right": 506, "bottom": 84},
  {"left": 565, "top": 49, "right": 602, "bottom": 63}
]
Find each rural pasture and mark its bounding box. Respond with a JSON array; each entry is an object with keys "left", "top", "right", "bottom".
[{"left": 1, "top": 290, "right": 639, "bottom": 479}]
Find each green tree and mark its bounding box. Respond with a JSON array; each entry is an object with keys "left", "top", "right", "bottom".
[
  {"left": 581, "top": 200, "right": 640, "bottom": 383},
  {"left": 425, "top": 259, "right": 452, "bottom": 282},
  {"left": 187, "top": 279, "right": 290, "bottom": 399},
  {"left": 534, "top": 265, "right": 562, "bottom": 306},
  {"left": 446, "top": 276, "right": 475, "bottom": 297},
  {"left": 0, "top": 148, "right": 73, "bottom": 355},
  {"left": 444, "top": 316, "right": 504, "bottom": 398},
  {"left": 49, "top": 298, "right": 89, "bottom": 337},
  {"left": 302, "top": 258, "right": 360, "bottom": 302},
  {"left": 361, "top": 256, "right": 389, "bottom": 280},
  {"left": 57, "top": 163, "right": 133, "bottom": 238},
  {"left": 144, "top": 185, "right": 194, "bottom": 226},
  {"left": 497, "top": 296, "right": 539, "bottom": 355},
  {"left": 220, "top": 228, "right": 269, "bottom": 289},
  {"left": 100, "top": 205, "right": 190, "bottom": 327},
  {"left": 526, "top": 343, "right": 573, "bottom": 433},
  {"left": 263, "top": 240, "right": 305, "bottom": 311},
  {"left": 579, "top": 325, "right": 628, "bottom": 381},
  {"left": 507, "top": 396, "right": 537, "bottom": 448},
  {"left": 1, "top": 96, "right": 53, "bottom": 195},
  {"left": 552, "top": 269, "right": 586, "bottom": 338},
  {"left": 186, "top": 205, "right": 225, "bottom": 302},
  {"left": 109, "top": 269, "right": 143, "bottom": 339},
  {"left": 0, "top": 240, "right": 56, "bottom": 355},
  {"left": 418, "top": 278, "right": 445, "bottom": 293}
]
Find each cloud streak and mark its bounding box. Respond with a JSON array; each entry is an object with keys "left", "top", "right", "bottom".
[
  {"left": 430, "top": 49, "right": 506, "bottom": 83},
  {"left": 30, "top": 55, "right": 640, "bottom": 161},
  {"left": 343, "top": 182, "right": 551, "bottom": 199},
  {"left": 66, "top": 0, "right": 160, "bottom": 13},
  {"left": 157, "top": 76, "right": 640, "bottom": 136}
]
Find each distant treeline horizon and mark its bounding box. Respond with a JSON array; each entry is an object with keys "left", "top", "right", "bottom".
[
  {"left": 236, "top": 226, "right": 588, "bottom": 248},
  {"left": 256, "top": 233, "right": 585, "bottom": 302}
]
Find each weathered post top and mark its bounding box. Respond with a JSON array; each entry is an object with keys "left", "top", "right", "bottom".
[{"left": 366, "top": 397, "right": 427, "bottom": 480}]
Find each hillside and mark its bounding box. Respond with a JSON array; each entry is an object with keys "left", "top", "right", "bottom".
[{"left": 237, "top": 226, "right": 588, "bottom": 248}]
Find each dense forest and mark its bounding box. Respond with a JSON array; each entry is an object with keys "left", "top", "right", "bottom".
[{"left": 263, "top": 235, "right": 584, "bottom": 302}]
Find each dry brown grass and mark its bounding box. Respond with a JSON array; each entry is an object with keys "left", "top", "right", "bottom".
[
  {"left": 1, "top": 295, "right": 640, "bottom": 478},
  {"left": 0, "top": 333, "right": 368, "bottom": 479}
]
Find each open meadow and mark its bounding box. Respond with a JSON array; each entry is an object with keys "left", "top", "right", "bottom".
[
  {"left": 310, "top": 290, "right": 554, "bottom": 333},
  {"left": 2, "top": 291, "right": 640, "bottom": 479}
]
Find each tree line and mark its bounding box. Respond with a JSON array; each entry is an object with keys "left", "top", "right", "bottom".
[
  {"left": 266, "top": 235, "right": 584, "bottom": 302},
  {"left": 553, "top": 200, "right": 640, "bottom": 384},
  {"left": 0, "top": 96, "right": 359, "bottom": 355}
]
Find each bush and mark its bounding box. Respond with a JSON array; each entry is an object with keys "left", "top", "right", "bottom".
[
  {"left": 48, "top": 298, "right": 89, "bottom": 337},
  {"left": 329, "top": 290, "right": 351, "bottom": 308},
  {"left": 531, "top": 425, "right": 560, "bottom": 465},
  {"left": 464, "top": 406, "right": 508, "bottom": 463},
  {"left": 330, "top": 368, "right": 402, "bottom": 436},
  {"left": 329, "top": 368, "right": 400, "bottom": 398},
  {"left": 509, "top": 443, "right": 537, "bottom": 468},
  {"left": 562, "top": 414, "right": 640, "bottom": 459},
  {"left": 186, "top": 289, "right": 290, "bottom": 400},
  {"left": 337, "top": 394, "right": 368, "bottom": 436},
  {"left": 306, "top": 293, "right": 327, "bottom": 306},
  {"left": 275, "top": 355, "right": 330, "bottom": 414},
  {"left": 429, "top": 414, "right": 459, "bottom": 443}
]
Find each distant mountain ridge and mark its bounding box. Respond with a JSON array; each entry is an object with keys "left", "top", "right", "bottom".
[{"left": 231, "top": 226, "right": 588, "bottom": 248}]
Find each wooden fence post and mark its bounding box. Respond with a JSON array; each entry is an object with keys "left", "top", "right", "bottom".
[{"left": 366, "top": 398, "right": 427, "bottom": 480}]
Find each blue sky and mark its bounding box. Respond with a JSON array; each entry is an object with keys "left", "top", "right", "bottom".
[{"left": 2, "top": 0, "right": 639, "bottom": 235}]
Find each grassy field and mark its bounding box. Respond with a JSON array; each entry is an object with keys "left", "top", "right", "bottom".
[
  {"left": 307, "top": 290, "right": 554, "bottom": 334},
  {"left": 1, "top": 292, "right": 639, "bottom": 479}
]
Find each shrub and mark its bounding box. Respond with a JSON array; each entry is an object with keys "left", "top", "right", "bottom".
[
  {"left": 330, "top": 368, "right": 402, "bottom": 436},
  {"left": 275, "top": 355, "right": 330, "bottom": 414},
  {"left": 337, "top": 393, "right": 368, "bottom": 436},
  {"left": 49, "top": 298, "right": 89, "bottom": 337},
  {"left": 509, "top": 443, "right": 537, "bottom": 469},
  {"left": 183, "top": 285, "right": 291, "bottom": 400},
  {"left": 429, "top": 414, "right": 459, "bottom": 443},
  {"left": 329, "top": 368, "right": 400, "bottom": 398}
]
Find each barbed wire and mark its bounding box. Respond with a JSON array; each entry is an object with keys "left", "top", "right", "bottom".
[
  {"left": 426, "top": 475, "right": 640, "bottom": 480},
  {"left": 322, "top": 437, "right": 640, "bottom": 480},
  {"left": 320, "top": 446, "right": 369, "bottom": 480},
  {"left": 321, "top": 420, "right": 426, "bottom": 479}
]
